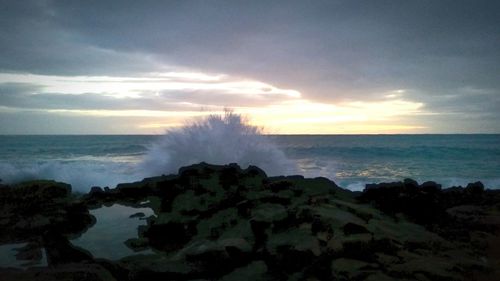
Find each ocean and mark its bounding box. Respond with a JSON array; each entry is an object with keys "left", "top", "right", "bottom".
[{"left": 1, "top": 134, "right": 499, "bottom": 192}]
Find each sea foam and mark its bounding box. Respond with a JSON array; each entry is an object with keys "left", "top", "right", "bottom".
[{"left": 0, "top": 161, "right": 138, "bottom": 193}]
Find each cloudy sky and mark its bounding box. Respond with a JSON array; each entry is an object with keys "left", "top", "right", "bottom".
[{"left": 0, "top": 0, "right": 498, "bottom": 134}]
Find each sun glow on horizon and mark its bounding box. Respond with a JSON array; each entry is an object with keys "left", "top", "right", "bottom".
[{"left": 240, "top": 98, "right": 426, "bottom": 134}]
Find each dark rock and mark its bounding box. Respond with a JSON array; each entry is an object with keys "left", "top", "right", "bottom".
[
  {"left": 184, "top": 239, "right": 252, "bottom": 277},
  {"left": 341, "top": 237, "right": 376, "bottom": 261},
  {"left": 14, "top": 242, "right": 43, "bottom": 264},
  {"left": 115, "top": 182, "right": 152, "bottom": 198},
  {"left": 219, "top": 261, "right": 268, "bottom": 281},
  {"left": 0, "top": 263, "right": 117, "bottom": 281},
  {"left": 43, "top": 231, "right": 93, "bottom": 265},
  {"left": 250, "top": 219, "right": 271, "bottom": 250},
  {"left": 268, "top": 180, "right": 293, "bottom": 193},
  {"left": 219, "top": 165, "right": 241, "bottom": 189},
  {"left": 331, "top": 258, "right": 377, "bottom": 280},
  {"left": 1, "top": 163, "right": 496, "bottom": 281},
  {"left": 129, "top": 212, "right": 145, "bottom": 218},
  {"left": 358, "top": 180, "right": 446, "bottom": 226},
  {"left": 272, "top": 245, "right": 317, "bottom": 273},
  {"left": 236, "top": 200, "right": 254, "bottom": 218},
  {"left": 0, "top": 180, "right": 93, "bottom": 244},
  {"left": 466, "top": 181, "right": 485, "bottom": 194},
  {"left": 403, "top": 178, "right": 419, "bottom": 188},
  {"left": 124, "top": 238, "right": 149, "bottom": 252},
  {"left": 145, "top": 220, "right": 197, "bottom": 251},
  {"left": 311, "top": 215, "right": 329, "bottom": 235},
  {"left": 343, "top": 222, "right": 370, "bottom": 235},
  {"left": 90, "top": 186, "right": 104, "bottom": 194},
  {"left": 245, "top": 165, "right": 267, "bottom": 178},
  {"left": 421, "top": 181, "right": 442, "bottom": 193}
]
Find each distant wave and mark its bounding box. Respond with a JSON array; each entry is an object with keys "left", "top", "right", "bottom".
[
  {"left": 140, "top": 112, "right": 297, "bottom": 177},
  {"left": 285, "top": 146, "right": 499, "bottom": 160}
]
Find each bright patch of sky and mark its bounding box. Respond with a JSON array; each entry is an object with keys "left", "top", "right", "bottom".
[{"left": 0, "top": 72, "right": 425, "bottom": 134}]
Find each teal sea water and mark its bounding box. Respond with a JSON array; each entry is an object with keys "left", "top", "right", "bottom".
[{"left": 0, "top": 134, "right": 499, "bottom": 191}]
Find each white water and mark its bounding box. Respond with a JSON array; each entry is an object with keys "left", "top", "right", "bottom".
[
  {"left": 0, "top": 161, "right": 139, "bottom": 193},
  {"left": 140, "top": 112, "right": 297, "bottom": 177}
]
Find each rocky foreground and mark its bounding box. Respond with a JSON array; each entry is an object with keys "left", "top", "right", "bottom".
[{"left": 1, "top": 163, "right": 500, "bottom": 281}]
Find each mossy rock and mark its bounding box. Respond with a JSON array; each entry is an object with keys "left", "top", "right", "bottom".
[
  {"left": 3, "top": 180, "right": 71, "bottom": 206},
  {"left": 251, "top": 203, "right": 288, "bottom": 223},
  {"left": 388, "top": 256, "right": 463, "bottom": 280},
  {"left": 312, "top": 204, "right": 367, "bottom": 229},
  {"left": 217, "top": 219, "right": 254, "bottom": 244},
  {"left": 0, "top": 180, "right": 92, "bottom": 244},
  {"left": 171, "top": 190, "right": 211, "bottom": 214},
  {"left": 196, "top": 208, "right": 244, "bottom": 240},
  {"left": 366, "top": 217, "right": 443, "bottom": 246},
  {"left": 288, "top": 177, "right": 337, "bottom": 197},
  {"left": 331, "top": 258, "right": 378, "bottom": 280},
  {"left": 153, "top": 211, "right": 198, "bottom": 225},
  {"left": 330, "top": 198, "right": 376, "bottom": 221},
  {"left": 173, "top": 238, "right": 253, "bottom": 277},
  {"left": 267, "top": 227, "right": 321, "bottom": 256},
  {"left": 124, "top": 238, "right": 150, "bottom": 252},
  {"left": 121, "top": 254, "right": 196, "bottom": 277},
  {"left": 364, "top": 272, "right": 397, "bottom": 281},
  {"left": 220, "top": 261, "right": 269, "bottom": 281},
  {"left": 0, "top": 263, "right": 116, "bottom": 281}
]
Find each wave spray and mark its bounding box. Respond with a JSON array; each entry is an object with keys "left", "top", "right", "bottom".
[{"left": 140, "top": 111, "right": 297, "bottom": 177}]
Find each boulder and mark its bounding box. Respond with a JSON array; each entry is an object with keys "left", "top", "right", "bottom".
[
  {"left": 219, "top": 261, "right": 268, "bottom": 281},
  {"left": 0, "top": 181, "right": 93, "bottom": 244}
]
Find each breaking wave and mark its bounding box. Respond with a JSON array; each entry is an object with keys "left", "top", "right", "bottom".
[{"left": 140, "top": 112, "right": 297, "bottom": 177}]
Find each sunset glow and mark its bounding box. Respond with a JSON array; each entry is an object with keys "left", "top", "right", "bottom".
[
  {"left": 0, "top": 1, "right": 498, "bottom": 134},
  {"left": 0, "top": 71, "right": 427, "bottom": 134}
]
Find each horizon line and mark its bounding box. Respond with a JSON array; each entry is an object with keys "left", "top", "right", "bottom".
[{"left": 1, "top": 133, "right": 499, "bottom": 136}]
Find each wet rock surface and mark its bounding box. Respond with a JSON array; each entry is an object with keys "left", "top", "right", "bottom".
[{"left": 1, "top": 163, "right": 499, "bottom": 280}]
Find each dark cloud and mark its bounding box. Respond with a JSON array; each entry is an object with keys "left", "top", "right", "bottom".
[
  {"left": 0, "top": 0, "right": 161, "bottom": 75},
  {"left": 0, "top": 82, "right": 187, "bottom": 111},
  {"left": 0, "top": 0, "right": 499, "bottom": 133},
  {"left": 422, "top": 87, "right": 500, "bottom": 117},
  {"left": 40, "top": 0, "right": 499, "bottom": 97},
  {"left": 0, "top": 82, "right": 288, "bottom": 111}
]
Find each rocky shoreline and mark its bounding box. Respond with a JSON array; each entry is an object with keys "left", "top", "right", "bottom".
[{"left": 1, "top": 163, "right": 499, "bottom": 280}]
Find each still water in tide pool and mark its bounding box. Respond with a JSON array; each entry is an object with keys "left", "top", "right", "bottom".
[
  {"left": 0, "top": 243, "right": 48, "bottom": 268},
  {"left": 71, "top": 204, "right": 155, "bottom": 260},
  {"left": 0, "top": 204, "right": 155, "bottom": 267}
]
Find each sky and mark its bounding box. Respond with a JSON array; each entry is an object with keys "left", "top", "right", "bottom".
[{"left": 0, "top": 0, "right": 499, "bottom": 134}]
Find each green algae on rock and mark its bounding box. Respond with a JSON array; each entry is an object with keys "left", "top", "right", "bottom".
[{"left": 1, "top": 163, "right": 499, "bottom": 280}]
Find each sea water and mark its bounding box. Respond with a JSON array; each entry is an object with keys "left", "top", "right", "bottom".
[{"left": 1, "top": 134, "right": 499, "bottom": 192}]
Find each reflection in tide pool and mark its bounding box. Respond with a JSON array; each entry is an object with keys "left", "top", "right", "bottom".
[
  {"left": 71, "top": 204, "right": 155, "bottom": 260},
  {"left": 0, "top": 243, "right": 48, "bottom": 268}
]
